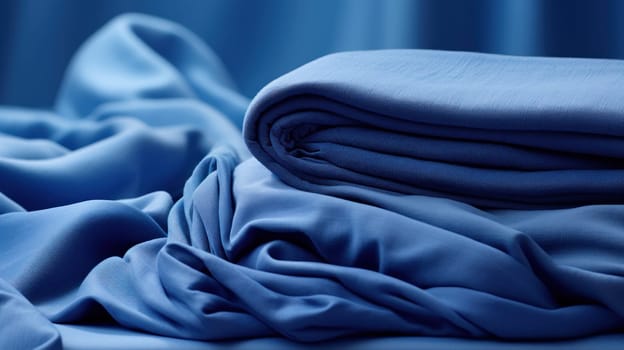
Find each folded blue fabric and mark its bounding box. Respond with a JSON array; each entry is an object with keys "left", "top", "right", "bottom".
[
  {"left": 245, "top": 50, "right": 624, "bottom": 208},
  {"left": 1, "top": 14, "right": 624, "bottom": 350}
]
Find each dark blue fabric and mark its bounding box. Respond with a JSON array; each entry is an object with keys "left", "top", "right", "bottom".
[
  {"left": 2, "top": 0, "right": 624, "bottom": 107},
  {"left": 1, "top": 13, "right": 624, "bottom": 350}
]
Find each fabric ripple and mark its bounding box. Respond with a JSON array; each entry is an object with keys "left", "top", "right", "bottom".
[{"left": 1, "top": 13, "right": 624, "bottom": 349}]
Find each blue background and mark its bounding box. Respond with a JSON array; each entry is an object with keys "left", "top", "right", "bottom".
[{"left": 1, "top": 0, "right": 622, "bottom": 107}]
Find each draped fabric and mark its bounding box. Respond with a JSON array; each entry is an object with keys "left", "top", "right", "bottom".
[{"left": 2, "top": 13, "right": 624, "bottom": 350}]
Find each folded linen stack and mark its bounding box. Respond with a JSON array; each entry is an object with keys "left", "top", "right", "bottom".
[
  {"left": 245, "top": 49, "right": 624, "bottom": 208},
  {"left": 240, "top": 48, "right": 624, "bottom": 338},
  {"left": 1, "top": 14, "right": 623, "bottom": 349}
]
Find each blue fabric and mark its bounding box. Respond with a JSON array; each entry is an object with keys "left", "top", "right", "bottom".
[
  {"left": 2, "top": 0, "right": 624, "bottom": 108},
  {"left": 1, "top": 13, "right": 624, "bottom": 350},
  {"left": 244, "top": 50, "right": 624, "bottom": 208},
  {"left": 0, "top": 280, "right": 61, "bottom": 350},
  {"left": 55, "top": 324, "right": 624, "bottom": 350}
]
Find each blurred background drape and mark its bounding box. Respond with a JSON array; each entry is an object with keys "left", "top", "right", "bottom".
[{"left": 1, "top": 0, "right": 622, "bottom": 108}]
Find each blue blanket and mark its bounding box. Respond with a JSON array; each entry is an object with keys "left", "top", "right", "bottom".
[
  {"left": 1, "top": 14, "right": 624, "bottom": 349},
  {"left": 244, "top": 50, "right": 624, "bottom": 208}
]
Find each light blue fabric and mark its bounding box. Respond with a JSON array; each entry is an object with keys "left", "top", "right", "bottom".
[
  {"left": 0, "top": 280, "right": 61, "bottom": 350},
  {"left": 55, "top": 324, "right": 624, "bottom": 350},
  {"left": 1, "top": 13, "right": 624, "bottom": 350}
]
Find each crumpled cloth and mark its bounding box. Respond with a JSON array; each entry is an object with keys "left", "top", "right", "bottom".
[{"left": 1, "top": 14, "right": 624, "bottom": 349}]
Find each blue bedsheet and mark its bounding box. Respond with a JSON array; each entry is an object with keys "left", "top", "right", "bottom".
[{"left": 1, "top": 14, "right": 623, "bottom": 349}]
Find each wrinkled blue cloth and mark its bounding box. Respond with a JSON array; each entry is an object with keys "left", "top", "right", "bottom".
[{"left": 2, "top": 13, "right": 624, "bottom": 350}]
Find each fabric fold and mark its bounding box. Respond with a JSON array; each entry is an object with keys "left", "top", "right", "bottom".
[
  {"left": 244, "top": 50, "right": 624, "bottom": 208},
  {"left": 56, "top": 13, "right": 249, "bottom": 128},
  {"left": 3, "top": 14, "right": 624, "bottom": 348},
  {"left": 0, "top": 279, "right": 62, "bottom": 350},
  {"left": 0, "top": 13, "right": 246, "bottom": 211}
]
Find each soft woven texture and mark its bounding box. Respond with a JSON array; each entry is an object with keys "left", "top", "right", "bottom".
[
  {"left": 244, "top": 49, "right": 624, "bottom": 208},
  {"left": 1, "top": 14, "right": 624, "bottom": 349}
]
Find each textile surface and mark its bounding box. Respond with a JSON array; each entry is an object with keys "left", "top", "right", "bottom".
[{"left": 1, "top": 13, "right": 623, "bottom": 349}]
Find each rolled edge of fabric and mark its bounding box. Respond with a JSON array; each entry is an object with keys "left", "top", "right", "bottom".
[{"left": 244, "top": 49, "right": 624, "bottom": 208}]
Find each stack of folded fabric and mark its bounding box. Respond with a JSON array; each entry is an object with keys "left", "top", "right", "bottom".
[{"left": 1, "top": 14, "right": 623, "bottom": 349}]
